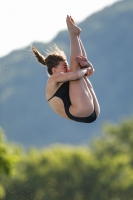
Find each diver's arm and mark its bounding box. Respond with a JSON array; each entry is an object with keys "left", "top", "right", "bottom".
[{"left": 51, "top": 68, "right": 87, "bottom": 83}]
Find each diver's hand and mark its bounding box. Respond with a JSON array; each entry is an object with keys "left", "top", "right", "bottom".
[
  {"left": 76, "top": 55, "right": 88, "bottom": 67},
  {"left": 76, "top": 55, "right": 94, "bottom": 76},
  {"left": 76, "top": 55, "right": 93, "bottom": 67},
  {"left": 85, "top": 66, "right": 95, "bottom": 77}
]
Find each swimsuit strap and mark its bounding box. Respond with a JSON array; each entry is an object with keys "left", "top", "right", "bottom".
[
  {"left": 47, "top": 96, "right": 54, "bottom": 102},
  {"left": 47, "top": 82, "right": 67, "bottom": 102}
]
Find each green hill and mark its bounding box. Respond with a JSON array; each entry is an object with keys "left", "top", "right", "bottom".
[{"left": 0, "top": 0, "right": 133, "bottom": 147}]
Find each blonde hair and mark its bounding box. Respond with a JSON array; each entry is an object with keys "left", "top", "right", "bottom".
[{"left": 31, "top": 44, "right": 67, "bottom": 75}]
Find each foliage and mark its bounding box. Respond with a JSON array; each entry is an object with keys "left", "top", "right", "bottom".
[
  {"left": 0, "top": 128, "right": 21, "bottom": 199},
  {"left": 90, "top": 117, "right": 133, "bottom": 200},
  {"left": 0, "top": 117, "right": 133, "bottom": 200}
]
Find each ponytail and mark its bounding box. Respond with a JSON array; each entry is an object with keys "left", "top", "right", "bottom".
[
  {"left": 31, "top": 45, "right": 46, "bottom": 66},
  {"left": 31, "top": 44, "right": 67, "bottom": 76}
]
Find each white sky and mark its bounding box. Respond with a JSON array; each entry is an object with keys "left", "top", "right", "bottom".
[{"left": 0, "top": 0, "right": 119, "bottom": 58}]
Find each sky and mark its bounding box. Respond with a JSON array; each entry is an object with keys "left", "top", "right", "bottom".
[{"left": 0, "top": 0, "right": 119, "bottom": 58}]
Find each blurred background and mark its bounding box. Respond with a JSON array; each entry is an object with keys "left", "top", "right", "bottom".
[{"left": 0, "top": 0, "right": 133, "bottom": 199}]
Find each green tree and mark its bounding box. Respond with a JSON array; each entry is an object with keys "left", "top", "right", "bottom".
[
  {"left": 90, "top": 117, "right": 133, "bottom": 200},
  {"left": 0, "top": 128, "right": 20, "bottom": 199},
  {"left": 2, "top": 117, "right": 133, "bottom": 200},
  {"left": 4, "top": 146, "right": 96, "bottom": 200}
]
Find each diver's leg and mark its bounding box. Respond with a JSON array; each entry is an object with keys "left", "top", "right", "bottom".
[
  {"left": 66, "top": 15, "right": 94, "bottom": 117},
  {"left": 79, "top": 37, "right": 87, "bottom": 58},
  {"left": 69, "top": 16, "right": 87, "bottom": 58},
  {"left": 66, "top": 16, "right": 81, "bottom": 71},
  {"left": 84, "top": 76, "right": 100, "bottom": 117}
]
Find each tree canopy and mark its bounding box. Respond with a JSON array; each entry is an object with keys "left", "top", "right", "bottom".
[{"left": 0, "top": 117, "right": 133, "bottom": 200}]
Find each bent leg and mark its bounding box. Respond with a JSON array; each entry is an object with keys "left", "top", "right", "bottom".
[
  {"left": 79, "top": 37, "right": 87, "bottom": 58},
  {"left": 66, "top": 16, "right": 94, "bottom": 117},
  {"left": 84, "top": 76, "right": 100, "bottom": 117},
  {"left": 69, "top": 16, "right": 87, "bottom": 59}
]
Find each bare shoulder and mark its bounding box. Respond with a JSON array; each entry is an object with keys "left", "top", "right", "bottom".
[
  {"left": 46, "top": 75, "right": 58, "bottom": 90},
  {"left": 49, "top": 72, "right": 66, "bottom": 82},
  {"left": 46, "top": 75, "right": 61, "bottom": 100}
]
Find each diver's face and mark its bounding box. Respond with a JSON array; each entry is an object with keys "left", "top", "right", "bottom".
[{"left": 55, "top": 61, "right": 69, "bottom": 73}]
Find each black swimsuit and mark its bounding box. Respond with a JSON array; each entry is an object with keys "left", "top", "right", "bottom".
[{"left": 48, "top": 82, "right": 97, "bottom": 123}]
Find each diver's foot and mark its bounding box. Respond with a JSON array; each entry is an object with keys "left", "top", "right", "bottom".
[
  {"left": 66, "top": 15, "right": 81, "bottom": 36},
  {"left": 70, "top": 16, "right": 76, "bottom": 25}
]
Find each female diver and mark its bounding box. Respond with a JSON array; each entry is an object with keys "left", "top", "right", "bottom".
[{"left": 31, "top": 15, "right": 100, "bottom": 123}]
